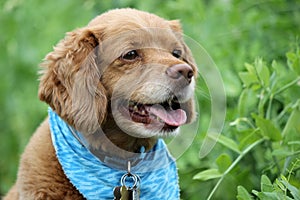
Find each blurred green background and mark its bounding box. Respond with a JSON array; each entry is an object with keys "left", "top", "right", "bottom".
[{"left": 1, "top": 0, "right": 299, "bottom": 199}]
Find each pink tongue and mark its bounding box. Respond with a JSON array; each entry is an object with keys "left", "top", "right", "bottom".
[{"left": 149, "top": 105, "right": 187, "bottom": 126}]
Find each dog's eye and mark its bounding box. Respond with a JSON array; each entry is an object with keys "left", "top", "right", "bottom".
[
  {"left": 172, "top": 49, "right": 182, "bottom": 58},
  {"left": 121, "top": 50, "right": 139, "bottom": 61}
]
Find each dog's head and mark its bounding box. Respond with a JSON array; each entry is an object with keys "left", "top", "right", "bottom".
[{"left": 39, "top": 8, "right": 197, "bottom": 151}]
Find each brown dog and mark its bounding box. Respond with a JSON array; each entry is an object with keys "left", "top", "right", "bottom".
[{"left": 4, "top": 8, "right": 197, "bottom": 199}]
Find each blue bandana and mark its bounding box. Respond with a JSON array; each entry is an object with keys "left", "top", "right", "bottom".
[{"left": 48, "top": 108, "right": 180, "bottom": 200}]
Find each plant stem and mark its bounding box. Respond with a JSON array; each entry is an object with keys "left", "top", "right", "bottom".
[
  {"left": 275, "top": 102, "right": 293, "bottom": 122},
  {"left": 287, "top": 159, "right": 300, "bottom": 182},
  {"left": 266, "top": 94, "right": 274, "bottom": 120},
  {"left": 274, "top": 76, "right": 300, "bottom": 96},
  {"left": 258, "top": 89, "right": 265, "bottom": 117},
  {"left": 207, "top": 138, "right": 265, "bottom": 200},
  {"left": 267, "top": 140, "right": 281, "bottom": 173}
]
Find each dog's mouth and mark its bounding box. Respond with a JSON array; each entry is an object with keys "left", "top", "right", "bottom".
[{"left": 118, "top": 96, "right": 187, "bottom": 132}]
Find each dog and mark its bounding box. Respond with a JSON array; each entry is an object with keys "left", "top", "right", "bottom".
[{"left": 4, "top": 8, "right": 197, "bottom": 200}]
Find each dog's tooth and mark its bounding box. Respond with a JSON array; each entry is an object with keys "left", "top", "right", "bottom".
[
  {"left": 133, "top": 105, "right": 138, "bottom": 111},
  {"left": 168, "top": 98, "right": 172, "bottom": 105},
  {"left": 141, "top": 110, "right": 146, "bottom": 115}
]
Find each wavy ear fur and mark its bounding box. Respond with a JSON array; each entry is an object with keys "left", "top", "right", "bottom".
[{"left": 38, "top": 27, "right": 107, "bottom": 134}]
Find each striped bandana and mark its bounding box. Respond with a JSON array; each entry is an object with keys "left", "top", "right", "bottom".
[{"left": 48, "top": 108, "right": 180, "bottom": 200}]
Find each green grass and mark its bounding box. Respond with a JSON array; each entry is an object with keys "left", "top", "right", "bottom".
[{"left": 1, "top": 0, "right": 300, "bottom": 199}]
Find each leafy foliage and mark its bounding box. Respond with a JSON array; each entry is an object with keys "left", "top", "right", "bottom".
[
  {"left": 194, "top": 47, "right": 300, "bottom": 199},
  {"left": 1, "top": 0, "right": 300, "bottom": 199}
]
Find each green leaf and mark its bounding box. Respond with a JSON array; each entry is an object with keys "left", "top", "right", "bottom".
[
  {"left": 237, "top": 186, "right": 253, "bottom": 200},
  {"left": 261, "top": 175, "right": 273, "bottom": 192},
  {"left": 271, "top": 149, "right": 293, "bottom": 157},
  {"left": 256, "top": 192, "right": 283, "bottom": 200},
  {"left": 193, "top": 169, "right": 222, "bottom": 181},
  {"left": 238, "top": 129, "right": 261, "bottom": 150},
  {"left": 275, "top": 178, "right": 286, "bottom": 191},
  {"left": 216, "top": 153, "right": 232, "bottom": 173},
  {"left": 245, "top": 63, "right": 257, "bottom": 74},
  {"left": 239, "top": 72, "right": 259, "bottom": 88},
  {"left": 287, "top": 50, "right": 300, "bottom": 75},
  {"left": 255, "top": 58, "right": 270, "bottom": 87},
  {"left": 282, "top": 103, "right": 300, "bottom": 137},
  {"left": 238, "top": 89, "right": 248, "bottom": 116},
  {"left": 279, "top": 175, "right": 300, "bottom": 200},
  {"left": 208, "top": 133, "right": 241, "bottom": 154},
  {"left": 238, "top": 89, "right": 257, "bottom": 117},
  {"left": 254, "top": 115, "right": 282, "bottom": 141},
  {"left": 252, "top": 190, "right": 259, "bottom": 196}
]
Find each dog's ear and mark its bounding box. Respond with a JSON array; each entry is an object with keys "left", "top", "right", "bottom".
[
  {"left": 168, "top": 20, "right": 182, "bottom": 33},
  {"left": 38, "top": 27, "right": 107, "bottom": 134}
]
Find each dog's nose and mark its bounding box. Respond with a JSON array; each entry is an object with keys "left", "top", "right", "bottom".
[{"left": 166, "top": 64, "right": 194, "bottom": 83}]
